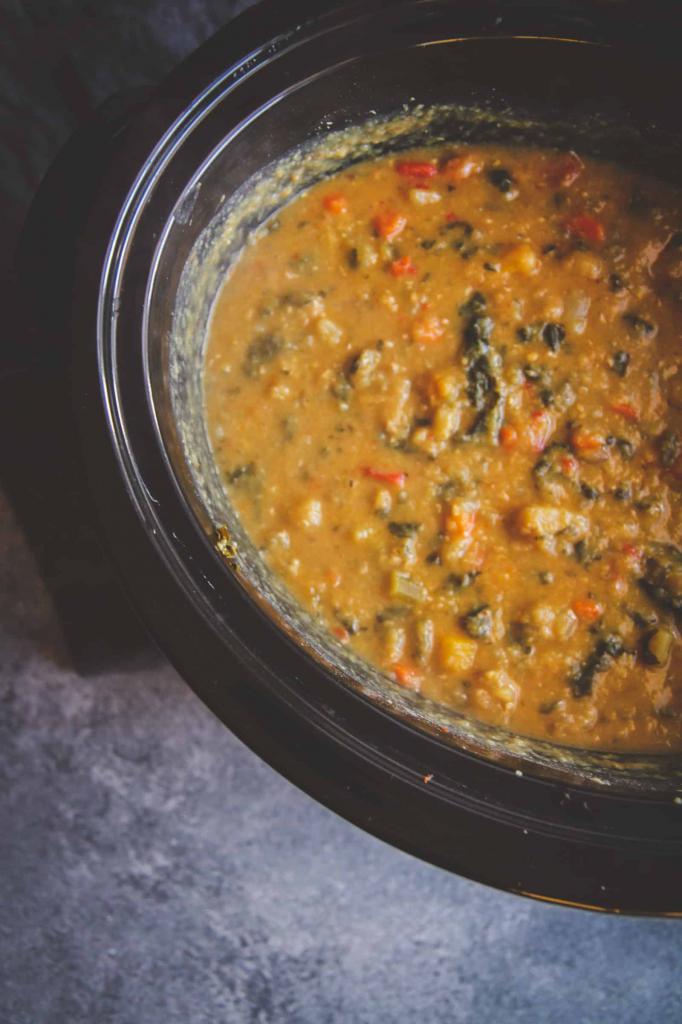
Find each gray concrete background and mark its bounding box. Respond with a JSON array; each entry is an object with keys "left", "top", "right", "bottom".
[{"left": 1, "top": 2, "right": 682, "bottom": 1021}]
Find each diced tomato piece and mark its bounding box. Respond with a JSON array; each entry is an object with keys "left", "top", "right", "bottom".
[
  {"left": 323, "top": 193, "right": 348, "bottom": 214},
  {"left": 392, "top": 663, "right": 422, "bottom": 691},
  {"left": 572, "top": 597, "right": 604, "bottom": 623},
  {"left": 445, "top": 211, "right": 462, "bottom": 224},
  {"left": 443, "top": 155, "right": 481, "bottom": 182},
  {"left": 333, "top": 625, "right": 350, "bottom": 642},
  {"left": 546, "top": 151, "right": 584, "bottom": 189},
  {"left": 528, "top": 409, "right": 553, "bottom": 453},
  {"left": 361, "top": 466, "right": 406, "bottom": 487},
  {"left": 412, "top": 314, "right": 445, "bottom": 345},
  {"left": 566, "top": 213, "right": 606, "bottom": 245},
  {"left": 396, "top": 160, "right": 437, "bottom": 179},
  {"left": 560, "top": 454, "right": 578, "bottom": 474},
  {"left": 499, "top": 425, "right": 518, "bottom": 450},
  {"left": 390, "top": 255, "right": 416, "bottom": 277},
  {"left": 611, "top": 401, "right": 639, "bottom": 422},
  {"left": 374, "top": 211, "right": 407, "bottom": 241}
]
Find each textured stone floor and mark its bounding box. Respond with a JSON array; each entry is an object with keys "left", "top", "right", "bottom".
[{"left": 2, "top": 2, "right": 682, "bottom": 1022}]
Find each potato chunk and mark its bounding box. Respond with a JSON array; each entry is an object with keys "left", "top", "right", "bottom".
[
  {"left": 516, "top": 505, "right": 589, "bottom": 539},
  {"left": 482, "top": 669, "right": 520, "bottom": 710},
  {"left": 439, "top": 635, "right": 478, "bottom": 672}
]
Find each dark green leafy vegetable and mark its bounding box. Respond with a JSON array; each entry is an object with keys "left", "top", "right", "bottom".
[
  {"left": 462, "top": 604, "right": 493, "bottom": 639},
  {"left": 509, "top": 620, "right": 534, "bottom": 655},
  {"left": 465, "top": 360, "right": 505, "bottom": 441},
  {"left": 628, "top": 608, "right": 657, "bottom": 630},
  {"left": 458, "top": 291, "right": 487, "bottom": 317},
  {"left": 464, "top": 315, "right": 494, "bottom": 355},
  {"left": 533, "top": 442, "right": 570, "bottom": 479},
  {"left": 462, "top": 315, "right": 504, "bottom": 442},
  {"left": 447, "top": 221, "right": 476, "bottom": 257},
  {"left": 542, "top": 322, "right": 566, "bottom": 352},
  {"left": 623, "top": 312, "right": 655, "bottom": 336},
  {"left": 243, "top": 335, "right": 282, "bottom": 377},
  {"left": 580, "top": 482, "right": 600, "bottom": 501},
  {"left": 638, "top": 557, "right": 682, "bottom": 619},
  {"left": 650, "top": 542, "right": 682, "bottom": 565},
  {"left": 436, "top": 479, "right": 465, "bottom": 500},
  {"left": 226, "top": 463, "right": 256, "bottom": 484},
  {"left": 347, "top": 247, "right": 359, "bottom": 269},
  {"left": 467, "top": 357, "right": 495, "bottom": 410},
  {"left": 280, "top": 290, "right": 317, "bottom": 308},
  {"left": 611, "top": 351, "right": 630, "bottom": 377},
  {"left": 642, "top": 627, "right": 674, "bottom": 666},
  {"left": 658, "top": 430, "right": 681, "bottom": 468},
  {"left": 444, "top": 219, "right": 473, "bottom": 237},
  {"left": 388, "top": 521, "right": 422, "bottom": 538},
  {"left": 574, "top": 539, "right": 601, "bottom": 566},
  {"left": 616, "top": 438, "right": 635, "bottom": 461},
  {"left": 609, "top": 272, "right": 625, "bottom": 293},
  {"left": 443, "top": 571, "right": 480, "bottom": 591},
  {"left": 487, "top": 167, "right": 514, "bottom": 193},
  {"left": 570, "top": 634, "right": 626, "bottom": 697}
]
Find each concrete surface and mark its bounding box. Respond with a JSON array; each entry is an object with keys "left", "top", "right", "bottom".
[{"left": 2, "top": 2, "right": 682, "bottom": 1022}]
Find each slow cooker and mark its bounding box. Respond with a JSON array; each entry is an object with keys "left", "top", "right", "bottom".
[{"left": 17, "top": 0, "right": 682, "bottom": 913}]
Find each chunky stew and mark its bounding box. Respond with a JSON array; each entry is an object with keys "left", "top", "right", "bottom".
[{"left": 205, "top": 144, "right": 682, "bottom": 751}]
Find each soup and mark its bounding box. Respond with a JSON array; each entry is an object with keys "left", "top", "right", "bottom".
[{"left": 204, "top": 144, "right": 682, "bottom": 751}]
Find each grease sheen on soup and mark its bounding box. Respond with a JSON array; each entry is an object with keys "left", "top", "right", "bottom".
[{"left": 204, "top": 144, "right": 682, "bottom": 752}]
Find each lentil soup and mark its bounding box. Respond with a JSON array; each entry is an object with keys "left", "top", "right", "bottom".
[{"left": 204, "top": 144, "right": 682, "bottom": 752}]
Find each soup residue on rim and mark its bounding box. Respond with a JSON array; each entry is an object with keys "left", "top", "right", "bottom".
[{"left": 204, "top": 143, "right": 682, "bottom": 752}]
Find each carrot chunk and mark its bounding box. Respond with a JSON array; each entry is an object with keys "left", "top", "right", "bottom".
[
  {"left": 392, "top": 663, "right": 423, "bottom": 690},
  {"left": 390, "top": 255, "right": 416, "bottom": 277},
  {"left": 611, "top": 401, "right": 639, "bottom": 422},
  {"left": 572, "top": 597, "right": 604, "bottom": 623},
  {"left": 361, "top": 466, "right": 406, "bottom": 487},
  {"left": 566, "top": 213, "right": 606, "bottom": 245},
  {"left": 323, "top": 193, "right": 348, "bottom": 214},
  {"left": 374, "top": 211, "right": 407, "bottom": 241},
  {"left": 499, "top": 425, "right": 518, "bottom": 450},
  {"left": 443, "top": 155, "right": 481, "bottom": 181}
]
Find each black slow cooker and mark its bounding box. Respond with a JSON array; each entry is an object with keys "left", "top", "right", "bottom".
[{"left": 19, "top": 0, "right": 682, "bottom": 913}]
